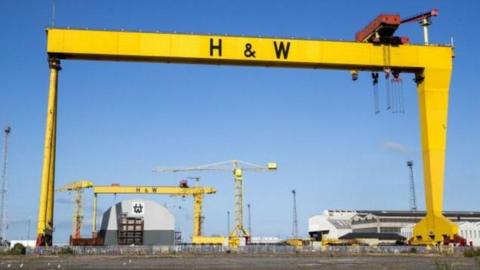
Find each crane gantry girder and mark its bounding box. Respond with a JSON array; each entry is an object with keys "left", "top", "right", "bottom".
[
  {"left": 46, "top": 28, "right": 451, "bottom": 70},
  {"left": 92, "top": 185, "right": 215, "bottom": 195},
  {"left": 38, "top": 27, "right": 455, "bottom": 246},
  {"left": 56, "top": 181, "right": 94, "bottom": 192}
]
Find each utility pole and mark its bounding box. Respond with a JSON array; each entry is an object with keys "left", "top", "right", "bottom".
[
  {"left": 227, "top": 210, "right": 230, "bottom": 235},
  {"left": 0, "top": 126, "right": 11, "bottom": 241},
  {"left": 407, "top": 161, "right": 418, "bottom": 211},
  {"left": 292, "top": 189, "right": 298, "bottom": 238},
  {"left": 51, "top": 0, "right": 56, "bottom": 26},
  {"left": 247, "top": 203, "right": 251, "bottom": 236},
  {"left": 27, "top": 218, "right": 31, "bottom": 240}
]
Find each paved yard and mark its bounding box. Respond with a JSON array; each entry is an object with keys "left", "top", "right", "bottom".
[{"left": 0, "top": 255, "right": 479, "bottom": 270}]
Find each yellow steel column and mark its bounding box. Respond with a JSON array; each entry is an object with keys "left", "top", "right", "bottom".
[
  {"left": 193, "top": 194, "right": 203, "bottom": 237},
  {"left": 92, "top": 193, "right": 97, "bottom": 234},
  {"left": 36, "top": 58, "right": 60, "bottom": 246},
  {"left": 45, "top": 87, "right": 57, "bottom": 235},
  {"left": 412, "top": 67, "right": 458, "bottom": 245}
]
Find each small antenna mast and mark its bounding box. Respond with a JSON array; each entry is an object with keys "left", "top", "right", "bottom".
[{"left": 51, "top": 0, "right": 56, "bottom": 26}]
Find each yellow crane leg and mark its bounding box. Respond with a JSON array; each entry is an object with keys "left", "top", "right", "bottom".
[
  {"left": 36, "top": 58, "right": 60, "bottom": 246},
  {"left": 192, "top": 194, "right": 203, "bottom": 237},
  {"left": 191, "top": 193, "right": 228, "bottom": 245},
  {"left": 45, "top": 90, "right": 57, "bottom": 236},
  {"left": 411, "top": 67, "right": 458, "bottom": 245}
]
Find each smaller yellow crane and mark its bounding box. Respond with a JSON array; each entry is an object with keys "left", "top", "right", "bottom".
[
  {"left": 55, "top": 180, "right": 94, "bottom": 239},
  {"left": 91, "top": 182, "right": 221, "bottom": 244}
]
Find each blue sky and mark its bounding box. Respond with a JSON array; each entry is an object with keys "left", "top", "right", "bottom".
[{"left": 0, "top": 1, "right": 479, "bottom": 243}]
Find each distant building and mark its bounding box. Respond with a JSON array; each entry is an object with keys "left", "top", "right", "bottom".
[
  {"left": 457, "top": 222, "right": 480, "bottom": 246},
  {"left": 250, "top": 236, "right": 283, "bottom": 244},
  {"left": 99, "top": 199, "right": 175, "bottom": 245},
  {"left": 309, "top": 210, "right": 480, "bottom": 246},
  {"left": 308, "top": 210, "right": 356, "bottom": 241},
  {"left": 339, "top": 232, "right": 406, "bottom": 246}
]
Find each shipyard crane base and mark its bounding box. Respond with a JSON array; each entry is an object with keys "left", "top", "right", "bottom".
[
  {"left": 412, "top": 215, "right": 458, "bottom": 245},
  {"left": 37, "top": 11, "right": 458, "bottom": 246}
]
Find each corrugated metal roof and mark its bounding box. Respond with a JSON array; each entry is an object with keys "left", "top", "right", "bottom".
[{"left": 329, "top": 219, "right": 351, "bottom": 229}]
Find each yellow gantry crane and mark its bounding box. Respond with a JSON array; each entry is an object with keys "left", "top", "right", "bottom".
[
  {"left": 155, "top": 160, "right": 277, "bottom": 246},
  {"left": 55, "top": 180, "right": 94, "bottom": 240},
  {"left": 91, "top": 183, "right": 219, "bottom": 244},
  {"left": 38, "top": 14, "right": 456, "bottom": 245}
]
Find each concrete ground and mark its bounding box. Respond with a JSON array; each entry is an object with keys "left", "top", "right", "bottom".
[{"left": 0, "top": 255, "right": 479, "bottom": 270}]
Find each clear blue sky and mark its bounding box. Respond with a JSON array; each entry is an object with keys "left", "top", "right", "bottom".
[{"left": 0, "top": 1, "right": 479, "bottom": 243}]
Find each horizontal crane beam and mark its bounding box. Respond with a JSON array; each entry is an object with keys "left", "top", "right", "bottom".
[
  {"left": 46, "top": 28, "right": 452, "bottom": 71},
  {"left": 93, "top": 185, "right": 216, "bottom": 195},
  {"left": 56, "top": 180, "right": 93, "bottom": 192}
]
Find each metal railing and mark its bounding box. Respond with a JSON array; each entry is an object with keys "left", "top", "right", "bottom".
[{"left": 11, "top": 244, "right": 465, "bottom": 256}]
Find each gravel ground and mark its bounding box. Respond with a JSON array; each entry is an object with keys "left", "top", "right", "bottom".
[{"left": 0, "top": 255, "right": 479, "bottom": 270}]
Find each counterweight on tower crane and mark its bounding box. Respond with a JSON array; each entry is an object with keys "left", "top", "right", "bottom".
[{"left": 154, "top": 160, "right": 277, "bottom": 247}]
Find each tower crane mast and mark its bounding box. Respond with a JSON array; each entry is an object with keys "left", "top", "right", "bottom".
[{"left": 155, "top": 160, "right": 277, "bottom": 245}]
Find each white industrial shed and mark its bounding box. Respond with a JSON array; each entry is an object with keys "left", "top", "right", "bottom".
[{"left": 308, "top": 210, "right": 356, "bottom": 241}]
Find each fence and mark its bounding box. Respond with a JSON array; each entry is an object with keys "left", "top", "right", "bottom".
[{"left": 14, "top": 244, "right": 468, "bottom": 256}]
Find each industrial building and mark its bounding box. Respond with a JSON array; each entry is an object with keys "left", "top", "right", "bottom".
[
  {"left": 339, "top": 232, "right": 406, "bottom": 246},
  {"left": 99, "top": 199, "right": 175, "bottom": 245},
  {"left": 309, "top": 210, "right": 480, "bottom": 246},
  {"left": 308, "top": 210, "right": 356, "bottom": 241}
]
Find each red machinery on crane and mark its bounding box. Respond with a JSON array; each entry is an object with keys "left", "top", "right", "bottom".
[
  {"left": 353, "top": 9, "right": 441, "bottom": 115},
  {"left": 356, "top": 9, "right": 439, "bottom": 45}
]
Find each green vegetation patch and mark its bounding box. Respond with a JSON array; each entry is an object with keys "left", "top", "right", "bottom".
[{"left": 464, "top": 248, "right": 480, "bottom": 258}]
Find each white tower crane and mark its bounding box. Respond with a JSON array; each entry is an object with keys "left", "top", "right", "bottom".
[{"left": 154, "top": 160, "right": 277, "bottom": 245}]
